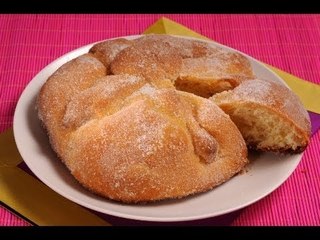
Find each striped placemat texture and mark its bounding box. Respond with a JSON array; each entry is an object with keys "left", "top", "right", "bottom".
[{"left": 0, "top": 14, "right": 319, "bottom": 226}]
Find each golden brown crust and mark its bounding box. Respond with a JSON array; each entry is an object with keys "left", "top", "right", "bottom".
[
  {"left": 133, "top": 34, "right": 222, "bottom": 58},
  {"left": 37, "top": 53, "right": 106, "bottom": 158},
  {"left": 110, "top": 36, "right": 183, "bottom": 85}
]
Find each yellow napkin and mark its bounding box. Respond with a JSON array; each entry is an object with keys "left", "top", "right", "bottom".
[
  {"left": 0, "top": 130, "right": 109, "bottom": 226},
  {"left": 1, "top": 17, "right": 320, "bottom": 226}
]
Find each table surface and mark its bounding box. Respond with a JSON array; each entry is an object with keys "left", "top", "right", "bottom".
[{"left": 0, "top": 14, "right": 319, "bottom": 226}]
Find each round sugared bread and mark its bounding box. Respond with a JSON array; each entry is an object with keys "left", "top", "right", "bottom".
[{"left": 37, "top": 34, "right": 310, "bottom": 203}]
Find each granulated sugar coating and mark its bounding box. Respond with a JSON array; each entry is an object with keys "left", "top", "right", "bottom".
[
  {"left": 37, "top": 34, "right": 310, "bottom": 203},
  {"left": 63, "top": 90, "right": 248, "bottom": 202}
]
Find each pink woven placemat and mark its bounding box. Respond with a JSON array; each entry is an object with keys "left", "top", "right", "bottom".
[{"left": 0, "top": 14, "right": 319, "bottom": 226}]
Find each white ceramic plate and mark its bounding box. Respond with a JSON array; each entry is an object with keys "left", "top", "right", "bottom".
[{"left": 13, "top": 35, "right": 302, "bottom": 222}]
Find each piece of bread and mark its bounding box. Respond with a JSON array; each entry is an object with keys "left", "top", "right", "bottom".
[
  {"left": 38, "top": 61, "right": 248, "bottom": 202},
  {"left": 211, "top": 79, "right": 311, "bottom": 153}
]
